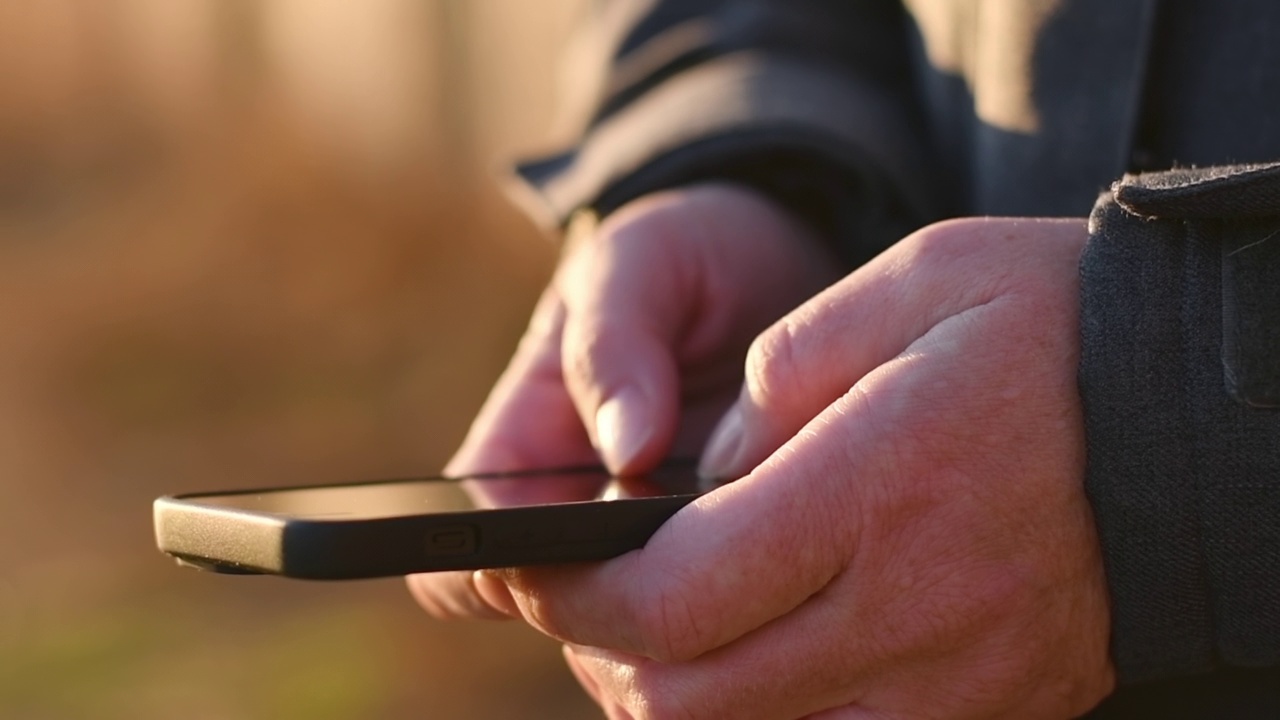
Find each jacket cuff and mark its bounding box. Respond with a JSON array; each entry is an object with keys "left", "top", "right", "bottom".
[
  {"left": 1079, "top": 163, "right": 1280, "bottom": 684},
  {"left": 508, "top": 53, "right": 941, "bottom": 257}
]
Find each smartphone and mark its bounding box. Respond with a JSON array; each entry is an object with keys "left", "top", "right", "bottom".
[{"left": 153, "top": 463, "right": 702, "bottom": 580}]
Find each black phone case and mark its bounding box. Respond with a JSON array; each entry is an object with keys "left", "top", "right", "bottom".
[{"left": 154, "top": 474, "right": 699, "bottom": 579}]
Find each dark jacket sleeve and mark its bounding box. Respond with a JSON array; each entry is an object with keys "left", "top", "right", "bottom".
[
  {"left": 1079, "top": 163, "right": 1280, "bottom": 686},
  {"left": 512, "top": 0, "right": 944, "bottom": 266}
]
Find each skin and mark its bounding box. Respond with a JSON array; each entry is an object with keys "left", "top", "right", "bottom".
[
  {"left": 408, "top": 183, "right": 841, "bottom": 619},
  {"left": 409, "top": 186, "right": 1117, "bottom": 719}
]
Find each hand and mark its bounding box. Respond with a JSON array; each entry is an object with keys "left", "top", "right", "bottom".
[
  {"left": 482, "top": 218, "right": 1116, "bottom": 718},
  {"left": 408, "top": 183, "right": 841, "bottom": 619}
]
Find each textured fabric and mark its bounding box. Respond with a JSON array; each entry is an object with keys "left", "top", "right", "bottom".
[
  {"left": 1087, "top": 667, "right": 1280, "bottom": 718},
  {"left": 1107, "top": 162, "right": 1280, "bottom": 406},
  {"left": 1221, "top": 219, "right": 1280, "bottom": 407},
  {"left": 902, "top": 0, "right": 1158, "bottom": 216},
  {"left": 514, "top": 54, "right": 933, "bottom": 266},
  {"left": 1114, "top": 162, "right": 1280, "bottom": 220},
  {"left": 1081, "top": 166, "right": 1280, "bottom": 685},
  {"left": 514, "top": 0, "right": 1165, "bottom": 225},
  {"left": 512, "top": 0, "right": 941, "bottom": 264}
]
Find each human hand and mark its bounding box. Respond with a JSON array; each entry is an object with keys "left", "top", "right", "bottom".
[
  {"left": 408, "top": 183, "right": 841, "bottom": 619},
  {"left": 482, "top": 218, "right": 1116, "bottom": 718}
]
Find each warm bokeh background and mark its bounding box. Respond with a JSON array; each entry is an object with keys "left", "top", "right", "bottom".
[{"left": 0, "top": 2, "right": 599, "bottom": 718}]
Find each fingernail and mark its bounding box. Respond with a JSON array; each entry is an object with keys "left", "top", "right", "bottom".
[
  {"left": 697, "top": 404, "right": 743, "bottom": 486},
  {"left": 595, "top": 387, "right": 651, "bottom": 473}
]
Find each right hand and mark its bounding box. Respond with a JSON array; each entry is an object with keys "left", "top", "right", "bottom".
[{"left": 408, "top": 183, "right": 841, "bottom": 620}]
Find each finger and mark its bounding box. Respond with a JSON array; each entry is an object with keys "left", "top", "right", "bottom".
[
  {"left": 566, "top": 644, "right": 844, "bottom": 720},
  {"left": 488, "top": 409, "right": 869, "bottom": 663},
  {"left": 407, "top": 570, "right": 513, "bottom": 621},
  {"left": 559, "top": 556, "right": 879, "bottom": 720},
  {"left": 558, "top": 184, "right": 845, "bottom": 476},
  {"left": 554, "top": 336, "right": 1043, "bottom": 720},
  {"left": 698, "top": 217, "right": 1086, "bottom": 481},
  {"left": 555, "top": 202, "right": 692, "bottom": 475}
]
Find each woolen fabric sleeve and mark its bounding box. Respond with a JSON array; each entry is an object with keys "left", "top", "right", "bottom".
[
  {"left": 1078, "top": 163, "right": 1280, "bottom": 686},
  {"left": 510, "top": 0, "right": 944, "bottom": 266}
]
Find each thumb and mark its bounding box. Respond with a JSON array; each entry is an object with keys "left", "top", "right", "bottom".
[{"left": 697, "top": 217, "right": 1086, "bottom": 482}]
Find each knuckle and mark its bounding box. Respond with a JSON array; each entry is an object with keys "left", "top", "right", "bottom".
[
  {"left": 743, "top": 317, "right": 805, "bottom": 413},
  {"left": 908, "top": 217, "right": 992, "bottom": 263},
  {"left": 562, "top": 323, "right": 615, "bottom": 402},
  {"left": 608, "top": 209, "right": 667, "bottom": 250},
  {"left": 492, "top": 572, "right": 578, "bottom": 642},
  {"left": 518, "top": 589, "right": 574, "bottom": 641},
  {"left": 594, "top": 196, "right": 689, "bottom": 266},
  {"left": 903, "top": 217, "right": 1017, "bottom": 303},
  {"left": 563, "top": 324, "right": 599, "bottom": 378}
]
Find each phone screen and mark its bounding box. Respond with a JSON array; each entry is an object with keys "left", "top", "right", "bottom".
[{"left": 184, "top": 464, "right": 701, "bottom": 521}]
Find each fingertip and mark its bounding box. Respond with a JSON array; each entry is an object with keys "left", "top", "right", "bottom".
[
  {"left": 406, "top": 573, "right": 452, "bottom": 618},
  {"left": 406, "top": 572, "right": 516, "bottom": 622},
  {"left": 473, "top": 570, "right": 520, "bottom": 618},
  {"left": 697, "top": 403, "right": 745, "bottom": 484},
  {"left": 595, "top": 386, "right": 656, "bottom": 474}
]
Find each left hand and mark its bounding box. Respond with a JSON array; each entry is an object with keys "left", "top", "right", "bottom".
[
  {"left": 407, "top": 184, "right": 840, "bottom": 621},
  {"left": 481, "top": 217, "right": 1116, "bottom": 719}
]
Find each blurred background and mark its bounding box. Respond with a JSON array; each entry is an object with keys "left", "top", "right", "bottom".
[{"left": 0, "top": 1, "right": 600, "bottom": 717}]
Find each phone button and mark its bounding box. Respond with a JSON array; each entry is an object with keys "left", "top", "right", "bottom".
[{"left": 425, "top": 525, "right": 477, "bottom": 557}]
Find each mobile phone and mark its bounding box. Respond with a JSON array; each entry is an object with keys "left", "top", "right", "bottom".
[{"left": 153, "top": 463, "right": 702, "bottom": 580}]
